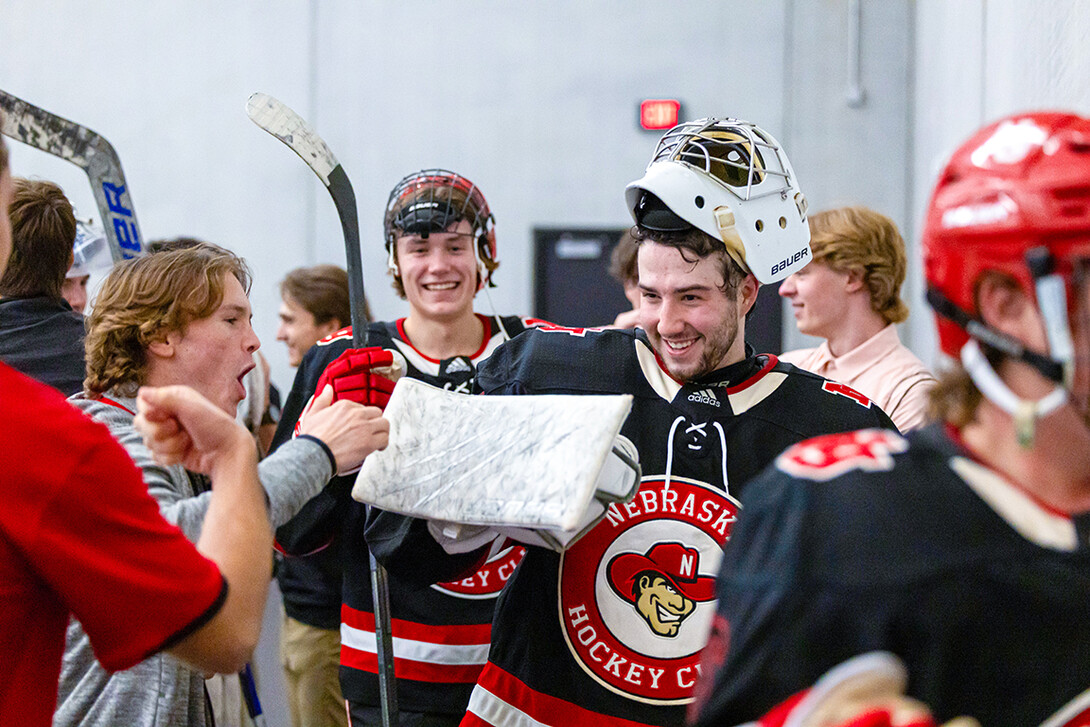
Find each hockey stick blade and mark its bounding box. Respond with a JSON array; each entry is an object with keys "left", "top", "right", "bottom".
[
  {"left": 245, "top": 93, "right": 337, "bottom": 184},
  {"left": 0, "top": 89, "right": 143, "bottom": 261},
  {"left": 245, "top": 92, "right": 369, "bottom": 348}
]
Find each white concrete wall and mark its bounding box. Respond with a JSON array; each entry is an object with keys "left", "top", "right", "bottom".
[
  {"left": 1, "top": 0, "right": 791, "bottom": 395},
  {"left": 9, "top": 2, "right": 1090, "bottom": 723},
  {"left": 912, "top": 0, "right": 1090, "bottom": 368},
  {"left": 780, "top": 0, "right": 914, "bottom": 354}
]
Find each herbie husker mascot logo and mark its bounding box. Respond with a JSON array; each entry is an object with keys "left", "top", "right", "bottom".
[
  {"left": 607, "top": 543, "right": 716, "bottom": 637},
  {"left": 558, "top": 476, "right": 737, "bottom": 706}
]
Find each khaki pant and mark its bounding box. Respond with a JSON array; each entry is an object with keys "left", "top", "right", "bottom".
[{"left": 281, "top": 614, "right": 348, "bottom": 727}]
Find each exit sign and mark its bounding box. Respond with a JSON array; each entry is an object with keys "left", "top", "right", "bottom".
[{"left": 639, "top": 99, "right": 681, "bottom": 131}]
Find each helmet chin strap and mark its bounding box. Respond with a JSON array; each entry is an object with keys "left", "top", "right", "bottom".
[
  {"left": 386, "top": 245, "right": 399, "bottom": 277},
  {"left": 1027, "top": 248, "right": 1076, "bottom": 387},
  {"left": 961, "top": 339, "right": 1067, "bottom": 448},
  {"left": 713, "top": 206, "right": 751, "bottom": 275}
]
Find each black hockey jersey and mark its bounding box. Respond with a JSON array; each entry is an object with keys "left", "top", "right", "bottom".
[
  {"left": 693, "top": 423, "right": 1090, "bottom": 727},
  {"left": 436, "top": 325, "right": 896, "bottom": 727},
  {"left": 275, "top": 314, "right": 539, "bottom": 716}
]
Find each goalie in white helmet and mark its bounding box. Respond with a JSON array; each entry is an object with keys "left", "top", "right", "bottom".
[
  {"left": 359, "top": 118, "right": 895, "bottom": 727},
  {"left": 626, "top": 117, "right": 812, "bottom": 286}
]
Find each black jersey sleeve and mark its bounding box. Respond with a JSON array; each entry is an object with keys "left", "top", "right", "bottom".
[
  {"left": 771, "top": 361, "right": 900, "bottom": 436},
  {"left": 474, "top": 328, "right": 526, "bottom": 395},
  {"left": 476, "top": 326, "right": 641, "bottom": 396},
  {"left": 364, "top": 508, "right": 491, "bottom": 587},
  {"left": 272, "top": 338, "right": 352, "bottom": 554}
]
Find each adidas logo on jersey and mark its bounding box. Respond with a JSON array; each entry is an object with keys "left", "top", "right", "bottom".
[
  {"left": 444, "top": 357, "right": 472, "bottom": 374},
  {"left": 686, "top": 388, "right": 721, "bottom": 407}
]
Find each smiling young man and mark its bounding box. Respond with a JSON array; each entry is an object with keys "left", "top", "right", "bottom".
[
  {"left": 274, "top": 169, "right": 542, "bottom": 727},
  {"left": 277, "top": 264, "right": 366, "bottom": 368},
  {"left": 343, "top": 119, "right": 896, "bottom": 727},
  {"left": 55, "top": 242, "right": 390, "bottom": 727},
  {"left": 778, "top": 206, "right": 936, "bottom": 431}
]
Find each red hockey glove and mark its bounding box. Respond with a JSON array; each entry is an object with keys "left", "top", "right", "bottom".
[
  {"left": 746, "top": 653, "right": 945, "bottom": 727},
  {"left": 314, "top": 347, "right": 401, "bottom": 410},
  {"left": 753, "top": 689, "right": 938, "bottom": 727}
]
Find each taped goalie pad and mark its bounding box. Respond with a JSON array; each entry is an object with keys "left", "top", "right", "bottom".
[{"left": 352, "top": 378, "right": 639, "bottom": 549}]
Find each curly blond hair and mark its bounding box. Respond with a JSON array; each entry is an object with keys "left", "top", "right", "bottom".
[
  {"left": 808, "top": 206, "right": 909, "bottom": 325},
  {"left": 84, "top": 242, "right": 251, "bottom": 397}
]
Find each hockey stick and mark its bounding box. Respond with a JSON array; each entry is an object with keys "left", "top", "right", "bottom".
[
  {"left": 0, "top": 89, "right": 142, "bottom": 261},
  {"left": 246, "top": 92, "right": 400, "bottom": 726}
]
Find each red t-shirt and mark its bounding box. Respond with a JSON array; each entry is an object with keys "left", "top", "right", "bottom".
[{"left": 0, "top": 364, "right": 227, "bottom": 727}]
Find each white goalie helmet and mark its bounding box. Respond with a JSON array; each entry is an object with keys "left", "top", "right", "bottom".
[{"left": 625, "top": 117, "right": 811, "bottom": 284}]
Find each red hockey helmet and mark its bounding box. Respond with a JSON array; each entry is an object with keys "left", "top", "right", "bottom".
[{"left": 923, "top": 112, "right": 1090, "bottom": 380}]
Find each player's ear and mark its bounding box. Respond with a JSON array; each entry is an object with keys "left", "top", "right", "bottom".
[
  {"left": 317, "top": 318, "right": 342, "bottom": 338},
  {"left": 976, "top": 272, "right": 1045, "bottom": 350},
  {"left": 738, "top": 274, "right": 759, "bottom": 317},
  {"left": 844, "top": 267, "right": 865, "bottom": 294},
  {"left": 147, "top": 330, "right": 179, "bottom": 359}
]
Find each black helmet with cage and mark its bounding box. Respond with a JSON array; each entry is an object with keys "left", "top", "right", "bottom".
[{"left": 383, "top": 169, "right": 498, "bottom": 293}]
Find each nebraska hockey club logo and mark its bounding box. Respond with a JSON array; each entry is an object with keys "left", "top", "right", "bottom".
[
  {"left": 558, "top": 477, "right": 737, "bottom": 705},
  {"left": 433, "top": 544, "right": 526, "bottom": 599}
]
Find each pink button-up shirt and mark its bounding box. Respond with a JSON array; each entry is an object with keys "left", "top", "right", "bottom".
[{"left": 780, "top": 324, "right": 936, "bottom": 431}]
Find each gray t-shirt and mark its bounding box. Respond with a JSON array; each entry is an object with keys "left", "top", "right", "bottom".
[{"left": 54, "top": 392, "right": 333, "bottom": 727}]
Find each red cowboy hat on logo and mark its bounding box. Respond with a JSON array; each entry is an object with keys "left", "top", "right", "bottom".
[{"left": 607, "top": 542, "right": 717, "bottom": 603}]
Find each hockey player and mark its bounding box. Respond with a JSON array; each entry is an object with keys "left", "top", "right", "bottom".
[
  {"left": 273, "top": 169, "right": 543, "bottom": 727},
  {"left": 692, "top": 112, "right": 1090, "bottom": 727},
  {"left": 333, "top": 118, "right": 896, "bottom": 727}
]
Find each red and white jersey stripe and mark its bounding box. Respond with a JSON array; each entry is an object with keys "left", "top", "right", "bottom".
[
  {"left": 462, "top": 663, "right": 657, "bottom": 727},
  {"left": 341, "top": 605, "right": 491, "bottom": 684}
]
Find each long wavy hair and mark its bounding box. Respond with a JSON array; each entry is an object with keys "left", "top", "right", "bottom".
[
  {"left": 807, "top": 206, "right": 909, "bottom": 325},
  {"left": 84, "top": 242, "right": 251, "bottom": 397}
]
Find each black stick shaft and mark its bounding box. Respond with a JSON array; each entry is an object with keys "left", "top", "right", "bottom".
[
  {"left": 327, "top": 164, "right": 398, "bottom": 725},
  {"left": 327, "top": 166, "right": 369, "bottom": 348}
]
